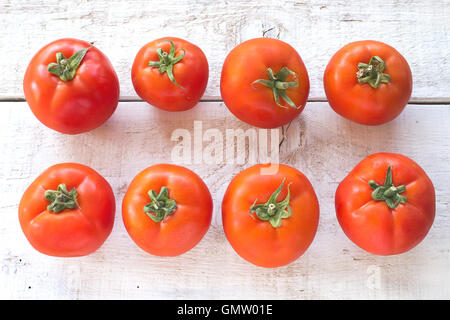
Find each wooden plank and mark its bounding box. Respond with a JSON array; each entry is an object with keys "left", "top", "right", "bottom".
[
  {"left": 1, "top": 101, "right": 449, "bottom": 299},
  {"left": 1, "top": 0, "right": 450, "bottom": 100}
]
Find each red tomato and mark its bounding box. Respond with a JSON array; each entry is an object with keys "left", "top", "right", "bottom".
[
  {"left": 335, "top": 153, "right": 435, "bottom": 255},
  {"left": 220, "top": 38, "right": 310, "bottom": 128},
  {"left": 19, "top": 163, "right": 116, "bottom": 257},
  {"left": 122, "top": 164, "right": 213, "bottom": 256},
  {"left": 23, "top": 38, "right": 120, "bottom": 134},
  {"left": 131, "top": 37, "right": 209, "bottom": 111},
  {"left": 324, "top": 40, "right": 412, "bottom": 125},
  {"left": 222, "top": 164, "right": 319, "bottom": 268}
]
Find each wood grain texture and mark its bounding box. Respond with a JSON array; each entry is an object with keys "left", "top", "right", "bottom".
[
  {"left": 1, "top": 0, "right": 449, "bottom": 100},
  {"left": 1, "top": 101, "right": 449, "bottom": 299}
]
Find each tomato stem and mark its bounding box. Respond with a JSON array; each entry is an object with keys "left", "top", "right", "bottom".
[
  {"left": 368, "top": 166, "right": 407, "bottom": 209},
  {"left": 357, "top": 56, "right": 391, "bottom": 88},
  {"left": 45, "top": 184, "right": 79, "bottom": 213},
  {"left": 144, "top": 186, "right": 177, "bottom": 222},
  {"left": 148, "top": 40, "right": 185, "bottom": 88},
  {"left": 253, "top": 67, "right": 300, "bottom": 109},
  {"left": 249, "top": 179, "right": 292, "bottom": 228},
  {"left": 47, "top": 46, "right": 92, "bottom": 81}
]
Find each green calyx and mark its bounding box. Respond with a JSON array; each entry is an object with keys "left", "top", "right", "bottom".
[
  {"left": 45, "top": 184, "right": 79, "bottom": 213},
  {"left": 47, "top": 46, "right": 91, "bottom": 81},
  {"left": 253, "top": 67, "right": 300, "bottom": 109},
  {"left": 249, "top": 179, "right": 292, "bottom": 228},
  {"left": 148, "top": 40, "right": 185, "bottom": 88},
  {"left": 357, "top": 56, "right": 391, "bottom": 88},
  {"left": 369, "top": 166, "right": 407, "bottom": 209},
  {"left": 143, "top": 186, "right": 177, "bottom": 222}
]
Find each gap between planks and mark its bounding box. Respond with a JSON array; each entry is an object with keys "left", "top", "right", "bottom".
[{"left": 1, "top": 97, "right": 450, "bottom": 104}]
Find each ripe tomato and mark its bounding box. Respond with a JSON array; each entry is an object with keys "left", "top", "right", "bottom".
[
  {"left": 335, "top": 153, "right": 435, "bottom": 255},
  {"left": 19, "top": 163, "right": 116, "bottom": 257},
  {"left": 222, "top": 164, "right": 319, "bottom": 268},
  {"left": 324, "top": 40, "right": 412, "bottom": 125},
  {"left": 122, "top": 164, "right": 213, "bottom": 256},
  {"left": 220, "top": 38, "right": 310, "bottom": 128},
  {"left": 23, "top": 38, "right": 120, "bottom": 134},
  {"left": 131, "top": 37, "right": 209, "bottom": 111}
]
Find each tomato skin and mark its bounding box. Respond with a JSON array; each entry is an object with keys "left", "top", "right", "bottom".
[
  {"left": 131, "top": 37, "right": 209, "bottom": 111},
  {"left": 324, "top": 40, "right": 412, "bottom": 125},
  {"left": 222, "top": 164, "right": 319, "bottom": 268},
  {"left": 335, "top": 153, "right": 435, "bottom": 255},
  {"left": 23, "top": 38, "right": 120, "bottom": 134},
  {"left": 18, "top": 163, "right": 116, "bottom": 257},
  {"left": 220, "top": 38, "right": 310, "bottom": 128},
  {"left": 122, "top": 164, "right": 213, "bottom": 257}
]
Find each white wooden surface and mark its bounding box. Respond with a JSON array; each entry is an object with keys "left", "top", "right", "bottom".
[
  {"left": 1, "top": 0, "right": 449, "bottom": 101},
  {"left": 1, "top": 0, "right": 450, "bottom": 300}
]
